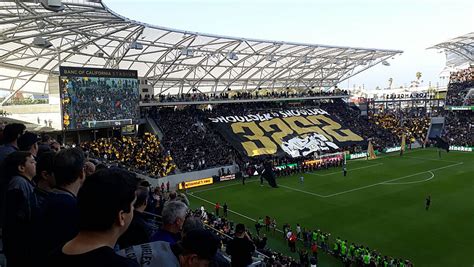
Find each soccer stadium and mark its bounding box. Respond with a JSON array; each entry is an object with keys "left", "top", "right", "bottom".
[{"left": 0, "top": 1, "right": 472, "bottom": 267}]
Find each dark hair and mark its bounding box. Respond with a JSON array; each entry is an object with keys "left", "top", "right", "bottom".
[
  {"left": 53, "top": 148, "right": 85, "bottom": 186},
  {"left": 41, "top": 134, "right": 51, "bottom": 143},
  {"left": 2, "top": 123, "right": 26, "bottom": 144},
  {"left": 181, "top": 229, "right": 219, "bottom": 260},
  {"left": 34, "top": 151, "right": 55, "bottom": 183},
  {"left": 77, "top": 168, "right": 138, "bottom": 232},
  {"left": 4, "top": 151, "right": 32, "bottom": 178},
  {"left": 235, "top": 223, "right": 246, "bottom": 234},
  {"left": 134, "top": 186, "right": 149, "bottom": 209}
]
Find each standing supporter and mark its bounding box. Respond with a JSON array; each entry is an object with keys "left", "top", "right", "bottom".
[
  {"left": 3, "top": 151, "right": 36, "bottom": 267},
  {"left": 215, "top": 202, "right": 220, "bottom": 216},
  {"left": 17, "top": 131, "right": 40, "bottom": 158},
  {"left": 35, "top": 148, "right": 87, "bottom": 263},
  {"left": 33, "top": 151, "right": 56, "bottom": 209},
  {"left": 223, "top": 202, "right": 228, "bottom": 217},
  {"left": 226, "top": 223, "right": 255, "bottom": 267},
  {"left": 118, "top": 186, "right": 153, "bottom": 249},
  {"left": 47, "top": 168, "right": 139, "bottom": 267},
  {"left": 150, "top": 200, "right": 188, "bottom": 244},
  {"left": 119, "top": 229, "right": 219, "bottom": 267}
]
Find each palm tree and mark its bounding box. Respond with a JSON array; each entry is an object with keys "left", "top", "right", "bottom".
[{"left": 416, "top": 72, "right": 422, "bottom": 81}]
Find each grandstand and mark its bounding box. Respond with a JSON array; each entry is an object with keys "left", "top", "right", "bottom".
[{"left": 0, "top": 1, "right": 473, "bottom": 267}]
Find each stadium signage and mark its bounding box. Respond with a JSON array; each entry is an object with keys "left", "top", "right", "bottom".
[
  {"left": 303, "top": 159, "right": 322, "bottom": 165},
  {"left": 384, "top": 146, "right": 401, "bottom": 153},
  {"left": 59, "top": 66, "right": 138, "bottom": 78},
  {"left": 178, "top": 177, "right": 213, "bottom": 189},
  {"left": 347, "top": 152, "right": 367, "bottom": 160},
  {"left": 220, "top": 174, "right": 236, "bottom": 181},
  {"left": 449, "top": 146, "right": 473, "bottom": 152},
  {"left": 208, "top": 108, "right": 365, "bottom": 158},
  {"left": 275, "top": 163, "right": 298, "bottom": 170},
  {"left": 445, "top": 106, "right": 474, "bottom": 111}
]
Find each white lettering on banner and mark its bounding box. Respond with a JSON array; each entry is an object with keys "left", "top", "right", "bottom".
[
  {"left": 209, "top": 108, "right": 330, "bottom": 123},
  {"left": 449, "top": 146, "right": 473, "bottom": 152},
  {"left": 220, "top": 174, "right": 236, "bottom": 181},
  {"left": 349, "top": 152, "right": 368, "bottom": 159}
]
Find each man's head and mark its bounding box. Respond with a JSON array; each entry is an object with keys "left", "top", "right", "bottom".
[
  {"left": 162, "top": 200, "right": 188, "bottom": 233},
  {"left": 34, "top": 151, "right": 56, "bottom": 190},
  {"left": 235, "top": 223, "right": 246, "bottom": 237},
  {"left": 1, "top": 123, "right": 25, "bottom": 145},
  {"left": 53, "top": 148, "right": 86, "bottom": 187},
  {"left": 18, "top": 132, "right": 40, "bottom": 156},
  {"left": 133, "top": 186, "right": 149, "bottom": 212},
  {"left": 84, "top": 161, "right": 96, "bottom": 177},
  {"left": 77, "top": 168, "right": 138, "bottom": 236},
  {"left": 5, "top": 151, "right": 36, "bottom": 180},
  {"left": 178, "top": 229, "right": 219, "bottom": 267}
]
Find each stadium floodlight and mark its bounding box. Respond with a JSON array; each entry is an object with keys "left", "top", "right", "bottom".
[
  {"left": 227, "top": 52, "right": 238, "bottom": 61},
  {"left": 94, "top": 51, "right": 104, "bottom": 58},
  {"left": 32, "top": 37, "right": 53, "bottom": 49},
  {"left": 300, "top": 57, "right": 311, "bottom": 64},
  {"left": 40, "top": 0, "right": 65, "bottom": 12},
  {"left": 131, "top": 41, "right": 143, "bottom": 50},
  {"left": 382, "top": 61, "right": 390, "bottom": 66},
  {"left": 180, "top": 48, "right": 194, "bottom": 57},
  {"left": 266, "top": 55, "right": 277, "bottom": 62}
]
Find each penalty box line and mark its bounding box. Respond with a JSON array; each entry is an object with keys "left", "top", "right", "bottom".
[
  {"left": 309, "top": 163, "right": 384, "bottom": 177},
  {"left": 282, "top": 162, "right": 463, "bottom": 198}
]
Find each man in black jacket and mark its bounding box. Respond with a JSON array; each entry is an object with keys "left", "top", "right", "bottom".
[{"left": 226, "top": 223, "right": 255, "bottom": 267}]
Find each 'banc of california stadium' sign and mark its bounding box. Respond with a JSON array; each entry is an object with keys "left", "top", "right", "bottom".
[{"left": 209, "top": 108, "right": 365, "bottom": 158}]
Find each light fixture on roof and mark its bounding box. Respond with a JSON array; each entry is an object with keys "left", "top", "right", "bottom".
[
  {"left": 180, "top": 48, "right": 194, "bottom": 57},
  {"left": 31, "top": 37, "right": 53, "bottom": 48},
  {"left": 40, "top": 0, "right": 65, "bottom": 12},
  {"left": 94, "top": 51, "right": 104, "bottom": 58},
  {"left": 131, "top": 41, "right": 143, "bottom": 50},
  {"left": 300, "top": 57, "right": 311, "bottom": 64},
  {"left": 266, "top": 55, "right": 277, "bottom": 62},
  {"left": 382, "top": 61, "right": 390, "bottom": 66},
  {"left": 227, "top": 52, "right": 238, "bottom": 61}
]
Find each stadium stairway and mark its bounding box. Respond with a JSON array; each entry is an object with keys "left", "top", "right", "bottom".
[{"left": 145, "top": 116, "right": 164, "bottom": 140}]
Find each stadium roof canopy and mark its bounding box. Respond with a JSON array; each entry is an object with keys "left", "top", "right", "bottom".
[
  {"left": 430, "top": 32, "right": 474, "bottom": 69},
  {"left": 0, "top": 0, "right": 402, "bottom": 104}
]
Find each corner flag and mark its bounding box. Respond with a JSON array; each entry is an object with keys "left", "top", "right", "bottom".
[{"left": 368, "top": 141, "right": 377, "bottom": 160}]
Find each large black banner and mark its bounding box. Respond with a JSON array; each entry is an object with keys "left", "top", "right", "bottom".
[{"left": 209, "top": 108, "right": 365, "bottom": 158}]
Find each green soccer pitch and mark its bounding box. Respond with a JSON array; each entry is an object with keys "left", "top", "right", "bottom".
[{"left": 186, "top": 148, "right": 474, "bottom": 267}]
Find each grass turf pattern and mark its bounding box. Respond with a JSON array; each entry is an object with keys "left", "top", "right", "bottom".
[{"left": 187, "top": 149, "right": 474, "bottom": 267}]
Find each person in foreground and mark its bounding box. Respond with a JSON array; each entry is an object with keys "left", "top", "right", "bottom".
[
  {"left": 47, "top": 168, "right": 139, "bottom": 267},
  {"left": 119, "top": 228, "right": 219, "bottom": 267}
]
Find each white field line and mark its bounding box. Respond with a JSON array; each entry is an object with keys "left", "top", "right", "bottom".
[
  {"left": 279, "top": 185, "right": 326, "bottom": 197},
  {"left": 191, "top": 179, "right": 259, "bottom": 194},
  {"left": 381, "top": 171, "right": 435, "bottom": 185},
  {"left": 309, "top": 163, "right": 384, "bottom": 177},
  {"left": 188, "top": 193, "right": 257, "bottom": 222},
  {"left": 322, "top": 162, "right": 463, "bottom": 198},
  {"left": 402, "top": 155, "right": 458, "bottom": 163}
]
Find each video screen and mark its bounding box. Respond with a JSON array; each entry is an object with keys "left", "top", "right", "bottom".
[{"left": 59, "top": 67, "right": 139, "bottom": 130}]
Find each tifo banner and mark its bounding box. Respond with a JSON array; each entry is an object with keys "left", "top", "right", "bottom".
[
  {"left": 178, "top": 177, "right": 213, "bottom": 189},
  {"left": 209, "top": 108, "right": 365, "bottom": 158},
  {"left": 449, "top": 146, "right": 473, "bottom": 152}
]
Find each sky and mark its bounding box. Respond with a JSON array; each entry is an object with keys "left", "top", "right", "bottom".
[{"left": 105, "top": 0, "right": 473, "bottom": 90}]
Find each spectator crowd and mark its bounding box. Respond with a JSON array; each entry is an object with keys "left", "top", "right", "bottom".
[
  {"left": 142, "top": 88, "right": 349, "bottom": 103},
  {"left": 81, "top": 133, "right": 176, "bottom": 178},
  {"left": 445, "top": 66, "right": 474, "bottom": 107},
  {"left": 60, "top": 77, "right": 140, "bottom": 129}
]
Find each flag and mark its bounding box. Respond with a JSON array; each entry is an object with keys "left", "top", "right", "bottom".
[
  {"left": 368, "top": 141, "right": 377, "bottom": 160},
  {"left": 401, "top": 133, "right": 406, "bottom": 152}
]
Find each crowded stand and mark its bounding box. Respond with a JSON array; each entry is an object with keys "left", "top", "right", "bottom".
[
  {"left": 442, "top": 111, "right": 473, "bottom": 146},
  {"left": 369, "top": 109, "right": 431, "bottom": 144},
  {"left": 445, "top": 67, "right": 474, "bottom": 106},
  {"left": 151, "top": 99, "right": 398, "bottom": 173},
  {"left": 142, "top": 88, "right": 349, "bottom": 103},
  {"left": 61, "top": 77, "right": 139, "bottom": 129},
  {"left": 81, "top": 133, "right": 176, "bottom": 178}
]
